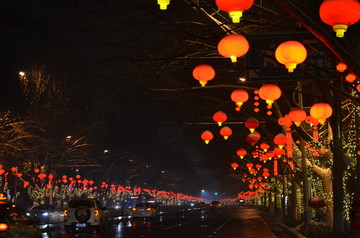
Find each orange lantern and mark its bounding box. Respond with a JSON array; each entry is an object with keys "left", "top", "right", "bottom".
[
  {"left": 288, "top": 108, "right": 307, "bottom": 127},
  {"left": 246, "top": 131, "right": 261, "bottom": 146},
  {"left": 345, "top": 73, "right": 357, "bottom": 83},
  {"left": 201, "top": 130, "right": 214, "bottom": 144},
  {"left": 231, "top": 89, "right": 249, "bottom": 111},
  {"left": 310, "top": 103, "right": 333, "bottom": 125},
  {"left": 274, "top": 133, "right": 287, "bottom": 149},
  {"left": 236, "top": 148, "right": 247, "bottom": 159},
  {"left": 231, "top": 162, "right": 239, "bottom": 170},
  {"left": 220, "top": 126, "right": 232, "bottom": 140},
  {"left": 319, "top": 0, "right": 360, "bottom": 38},
  {"left": 275, "top": 41, "right": 307, "bottom": 73},
  {"left": 260, "top": 143, "right": 270, "bottom": 152},
  {"left": 259, "top": 84, "right": 281, "bottom": 109},
  {"left": 157, "top": 0, "right": 171, "bottom": 10},
  {"left": 336, "top": 62, "right": 347, "bottom": 72},
  {"left": 192, "top": 64, "right": 215, "bottom": 87},
  {"left": 215, "top": 0, "right": 254, "bottom": 23},
  {"left": 218, "top": 34, "right": 249, "bottom": 62},
  {"left": 245, "top": 117, "right": 259, "bottom": 132},
  {"left": 213, "top": 111, "right": 227, "bottom": 126}
]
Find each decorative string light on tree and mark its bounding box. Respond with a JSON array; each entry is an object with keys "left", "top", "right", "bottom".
[
  {"left": 220, "top": 126, "right": 232, "bottom": 140},
  {"left": 217, "top": 34, "right": 249, "bottom": 63},
  {"left": 192, "top": 64, "right": 215, "bottom": 87},
  {"left": 215, "top": 0, "right": 254, "bottom": 23},
  {"left": 201, "top": 130, "right": 214, "bottom": 144},
  {"left": 319, "top": 0, "right": 360, "bottom": 38},
  {"left": 231, "top": 89, "right": 249, "bottom": 111},
  {"left": 213, "top": 111, "right": 227, "bottom": 126},
  {"left": 275, "top": 41, "right": 307, "bottom": 73},
  {"left": 259, "top": 84, "right": 282, "bottom": 115}
]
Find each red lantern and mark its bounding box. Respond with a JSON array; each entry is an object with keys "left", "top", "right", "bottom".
[
  {"left": 288, "top": 108, "right": 307, "bottom": 127},
  {"left": 345, "top": 73, "right": 357, "bottom": 83},
  {"left": 265, "top": 151, "right": 274, "bottom": 160},
  {"left": 231, "top": 89, "right": 249, "bottom": 111},
  {"left": 157, "top": 0, "right": 171, "bottom": 10},
  {"left": 245, "top": 117, "right": 259, "bottom": 132},
  {"left": 259, "top": 84, "right": 281, "bottom": 108},
  {"left": 262, "top": 171, "right": 270, "bottom": 179},
  {"left": 192, "top": 64, "right": 215, "bottom": 87},
  {"left": 357, "top": 84, "right": 360, "bottom": 93},
  {"left": 336, "top": 62, "right": 347, "bottom": 72},
  {"left": 260, "top": 142, "right": 270, "bottom": 152},
  {"left": 273, "top": 147, "right": 285, "bottom": 158},
  {"left": 34, "top": 168, "right": 40, "bottom": 173},
  {"left": 220, "top": 126, "right": 232, "bottom": 140},
  {"left": 246, "top": 163, "right": 253, "bottom": 169},
  {"left": 201, "top": 130, "right": 214, "bottom": 144},
  {"left": 213, "top": 111, "right": 227, "bottom": 126},
  {"left": 215, "top": 0, "right": 254, "bottom": 23},
  {"left": 236, "top": 148, "right": 247, "bottom": 159},
  {"left": 246, "top": 131, "right": 261, "bottom": 146},
  {"left": 274, "top": 133, "right": 287, "bottom": 149},
  {"left": 255, "top": 164, "right": 262, "bottom": 170},
  {"left": 218, "top": 34, "right": 249, "bottom": 62},
  {"left": 310, "top": 103, "right": 333, "bottom": 125},
  {"left": 231, "top": 162, "right": 239, "bottom": 170},
  {"left": 275, "top": 41, "right": 307, "bottom": 73},
  {"left": 319, "top": 0, "right": 360, "bottom": 38}
]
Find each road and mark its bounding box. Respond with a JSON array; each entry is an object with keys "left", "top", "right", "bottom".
[{"left": 40, "top": 206, "right": 277, "bottom": 238}]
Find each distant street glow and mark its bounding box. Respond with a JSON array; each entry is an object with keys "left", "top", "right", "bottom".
[{"left": 239, "top": 77, "right": 246, "bottom": 82}]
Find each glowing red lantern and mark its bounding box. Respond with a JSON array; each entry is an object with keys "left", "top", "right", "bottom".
[
  {"left": 245, "top": 117, "right": 259, "bottom": 132},
  {"left": 231, "top": 162, "right": 239, "bottom": 170},
  {"left": 246, "top": 163, "right": 254, "bottom": 169},
  {"left": 192, "top": 64, "right": 215, "bottom": 87},
  {"left": 319, "top": 0, "right": 360, "bottom": 38},
  {"left": 336, "top": 62, "right": 347, "bottom": 72},
  {"left": 215, "top": 0, "right": 254, "bottom": 23},
  {"left": 11, "top": 167, "right": 18, "bottom": 173},
  {"left": 236, "top": 148, "right": 247, "bottom": 159},
  {"left": 246, "top": 131, "right": 261, "bottom": 146},
  {"left": 275, "top": 41, "right": 307, "bottom": 73},
  {"left": 213, "top": 111, "right": 227, "bottom": 126},
  {"left": 218, "top": 34, "right": 249, "bottom": 62},
  {"left": 357, "top": 84, "right": 360, "bottom": 93},
  {"left": 259, "top": 84, "right": 281, "bottom": 108},
  {"left": 157, "top": 0, "right": 171, "bottom": 10},
  {"left": 260, "top": 142, "right": 270, "bottom": 152},
  {"left": 34, "top": 168, "right": 40, "bottom": 173},
  {"left": 310, "top": 103, "right": 333, "bottom": 124},
  {"left": 345, "top": 73, "right": 357, "bottom": 83},
  {"left": 265, "top": 151, "right": 274, "bottom": 160},
  {"left": 220, "top": 126, "right": 232, "bottom": 140},
  {"left": 231, "top": 89, "right": 249, "bottom": 111},
  {"left": 262, "top": 171, "right": 270, "bottom": 179},
  {"left": 274, "top": 133, "right": 287, "bottom": 149},
  {"left": 288, "top": 108, "right": 307, "bottom": 127},
  {"left": 273, "top": 147, "right": 285, "bottom": 158},
  {"left": 255, "top": 164, "right": 262, "bottom": 170},
  {"left": 201, "top": 130, "right": 214, "bottom": 144}
]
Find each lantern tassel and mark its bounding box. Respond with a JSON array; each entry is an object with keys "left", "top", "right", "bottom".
[{"left": 286, "top": 132, "right": 293, "bottom": 158}]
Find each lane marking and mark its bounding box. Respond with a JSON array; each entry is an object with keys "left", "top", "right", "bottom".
[
  {"left": 213, "top": 217, "right": 232, "bottom": 233},
  {"left": 163, "top": 218, "right": 201, "bottom": 231}
]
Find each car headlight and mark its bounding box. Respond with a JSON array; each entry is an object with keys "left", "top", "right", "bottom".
[{"left": 42, "top": 212, "right": 49, "bottom": 216}]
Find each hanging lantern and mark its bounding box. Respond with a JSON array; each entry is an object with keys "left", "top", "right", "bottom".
[
  {"left": 255, "top": 164, "right": 262, "bottom": 170},
  {"left": 305, "top": 116, "right": 320, "bottom": 140},
  {"left": 246, "top": 163, "right": 254, "bottom": 169},
  {"left": 262, "top": 171, "right": 270, "bottom": 179},
  {"left": 345, "top": 73, "right": 357, "bottom": 83},
  {"left": 273, "top": 159, "right": 279, "bottom": 176},
  {"left": 231, "top": 162, "right": 239, "bottom": 170},
  {"left": 236, "top": 148, "right": 247, "bottom": 159},
  {"left": 246, "top": 131, "right": 261, "bottom": 146},
  {"left": 218, "top": 34, "right": 249, "bottom": 63},
  {"left": 245, "top": 117, "right": 259, "bottom": 132},
  {"left": 265, "top": 151, "right": 274, "bottom": 160},
  {"left": 336, "top": 62, "right": 347, "bottom": 72},
  {"left": 357, "top": 84, "right": 360, "bottom": 93},
  {"left": 273, "top": 147, "right": 284, "bottom": 158},
  {"left": 310, "top": 103, "right": 333, "bottom": 125},
  {"left": 201, "top": 130, "right": 214, "bottom": 144},
  {"left": 215, "top": 0, "right": 254, "bottom": 23},
  {"left": 259, "top": 84, "right": 282, "bottom": 110},
  {"left": 220, "top": 126, "right": 232, "bottom": 140},
  {"left": 192, "top": 64, "right": 215, "bottom": 87},
  {"left": 288, "top": 108, "right": 307, "bottom": 127},
  {"left": 213, "top": 111, "right": 227, "bottom": 126},
  {"left": 231, "top": 89, "right": 249, "bottom": 111},
  {"left": 319, "top": 0, "right": 360, "bottom": 38},
  {"left": 157, "top": 0, "right": 171, "bottom": 10},
  {"left": 274, "top": 133, "right": 287, "bottom": 149},
  {"left": 275, "top": 41, "right": 307, "bottom": 72},
  {"left": 260, "top": 142, "right": 270, "bottom": 152}
]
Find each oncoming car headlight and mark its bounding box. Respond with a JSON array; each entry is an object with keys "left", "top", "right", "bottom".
[{"left": 42, "top": 212, "right": 49, "bottom": 216}]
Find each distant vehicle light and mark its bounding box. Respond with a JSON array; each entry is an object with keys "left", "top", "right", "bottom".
[
  {"left": 42, "top": 212, "right": 49, "bottom": 216},
  {"left": 0, "top": 223, "right": 8, "bottom": 232}
]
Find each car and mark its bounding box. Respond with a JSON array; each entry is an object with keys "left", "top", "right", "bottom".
[
  {"left": 28, "top": 204, "right": 64, "bottom": 224},
  {"left": 131, "top": 202, "right": 157, "bottom": 219},
  {"left": 0, "top": 202, "right": 41, "bottom": 238},
  {"left": 210, "top": 201, "right": 222, "bottom": 209},
  {"left": 64, "top": 198, "right": 107, "bottom": 233}
]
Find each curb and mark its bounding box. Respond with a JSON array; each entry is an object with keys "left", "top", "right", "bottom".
[{"left": 279, "top": 223, "right": 307, "bottom": 238}]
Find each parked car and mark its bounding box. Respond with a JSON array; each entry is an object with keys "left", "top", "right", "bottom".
[
  {"left": 28, "top": 204, "right": 64, "bottom": 224},
  {"left": 210, "top": 201, "right": 222, "bottom": 209},
  {"left": 131, "top": 202, "right": 157, "bottom": 219},
  {"left": 64, "top": 198, "right": 107, "bottom": 233},
  {"left": 0, "top": 202, "right": 41, "bottom": 238}
]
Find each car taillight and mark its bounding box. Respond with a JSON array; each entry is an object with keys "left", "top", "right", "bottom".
[
  {"left": 95, "top": 209, "right": 99, "bottom": 216},
  {"left": 0, "top": 223, "right": 8, "bottom": 232},
  {"left": 131, "top": 208, "right": 136, "bottom": 211},
  {"left": 64, "top": 209, "right": 68, "bottom": 216},
  {"left": 146, "top": 208, "right": 151, "bottom": 211}
]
